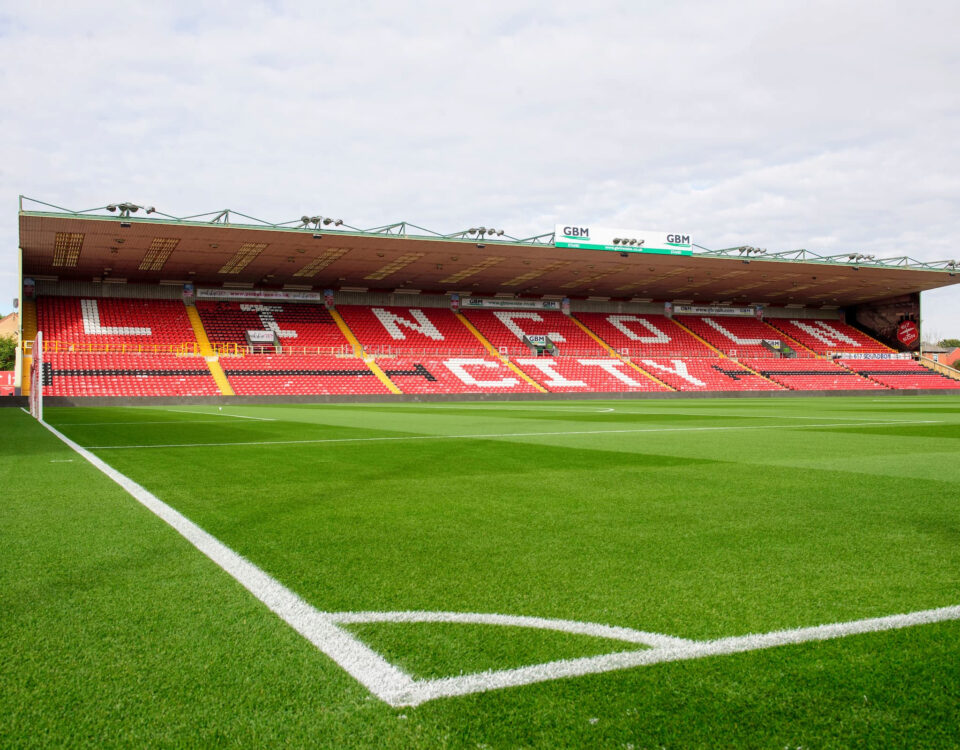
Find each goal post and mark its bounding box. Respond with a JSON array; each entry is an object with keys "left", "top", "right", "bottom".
[{"left": 29, "top": 331, "right": 43, "bottom": 421}]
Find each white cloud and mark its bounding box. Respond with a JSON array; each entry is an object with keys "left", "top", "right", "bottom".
[{"left": 1, "top": 0, "right": 958, "bottom": 332}]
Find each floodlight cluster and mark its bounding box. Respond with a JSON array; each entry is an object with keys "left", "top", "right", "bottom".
[{"left": 300, "top": 215, "right": 344, "bottom": 229}]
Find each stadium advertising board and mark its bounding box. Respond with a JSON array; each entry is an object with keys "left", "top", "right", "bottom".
[
  {"left": 463, "top": 298, "right": 560, "bottom": 310},
  {"left": 672, "top": 304, "right": 757, "bottom": 316},
  {"left": 555, "top": 225, "right": 693, "bottom": 255},
  {"left": 197, "top": 288, "right": 323, "bottom": 302}
]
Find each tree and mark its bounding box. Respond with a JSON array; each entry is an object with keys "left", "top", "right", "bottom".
[
  {"left": 938, "top": 338, "right": 960, "bottom": 348},
  {"left": 0, "top": 335, "right": 15, "bottom": 371}
]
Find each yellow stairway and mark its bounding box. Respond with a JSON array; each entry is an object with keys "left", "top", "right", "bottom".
[
  {"left": 185, "top": 303, "right": 235, "bottom": 396},
  {"left": 20, "top": 299, "right": 38, "bottom": 395}
]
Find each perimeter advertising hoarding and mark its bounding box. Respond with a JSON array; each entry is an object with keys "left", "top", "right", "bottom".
[{"left": 555, "top": 225, "right": 693, "bottom": 255}]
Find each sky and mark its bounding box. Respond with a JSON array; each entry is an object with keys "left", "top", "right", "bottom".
[{"left": 1, "top": 0, "right": 959, "bottom": 339}]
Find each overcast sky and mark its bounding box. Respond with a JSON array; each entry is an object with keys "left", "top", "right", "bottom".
[{"left": 2, "top": 0, "right": 958, "bottom": 338}]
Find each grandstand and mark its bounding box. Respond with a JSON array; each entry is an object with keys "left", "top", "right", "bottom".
[{"left": 11, "top": 197, "right": 960, "bottom": 401}]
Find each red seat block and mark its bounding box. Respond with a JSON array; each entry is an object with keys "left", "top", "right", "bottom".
[
  {"left": 339, "top": 305, "right": 487, "bottom": 356},
  {"left": 463, "top": 309, "right": 607, "bottom": 358},
  {"left": 632, "top": 358, "right": 782, "bottom": 392}
]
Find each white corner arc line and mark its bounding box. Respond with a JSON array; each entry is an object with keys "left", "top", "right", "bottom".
[
  {"left": 31, "top": 415, "right": 960, "bottom": 709},
  {"left": 82, "top": 419, "right": 944, "bottom": 450},
  {"left": 328, "top": 611, "right": 691, "bottom": 649},
  {"left": 392, "top": 604, "right": 960, "bottom": 706}
]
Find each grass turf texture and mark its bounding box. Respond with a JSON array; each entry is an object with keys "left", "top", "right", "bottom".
[{"left": 1, "top": 396, "right": 958, "bottom": 747}]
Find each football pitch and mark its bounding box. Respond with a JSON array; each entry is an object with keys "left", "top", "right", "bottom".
[{"left": 3, "top": 396, "right": 960, "bottom": 747}]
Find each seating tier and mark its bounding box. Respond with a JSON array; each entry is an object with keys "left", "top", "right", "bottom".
[
  {"left": 463, "top": 310, "right": 607, "bottom": 357},
  {"left": 37, "top": 297, "right": 196, "bottom": 348},
  {"left": 376, "top": 357, "right": 541, "bottom": 394},
  {"left": 676, "top": 315, "right": 808, "bottom": 358},
  {"left": 45, "top": 352, "right": 218, "bottom": 396},
  {"left": 632, "top": 357, "right": 782, "bottom": 392},
  {"left": 338, "top": 305, "right": 486, "bottom": 356},
  {"left": 766, "top": 318, "right": 892, "bottom": 355},
  {"left": 196, "top": 301, "right": 349, "bottom": 350},
  {"left": 513, "top": 357, "right": 670, "bottom": 392},
  {"left": 220, "top": 355, "right": 390, "bottom": 395},
  {"left": 744, "top": 358, "right": 885, "bottom": 390},
  {"left": 574, "top": 313, "right": 714, "bottom": 357},
  {"left": 838, "top": 359, "right": 960, "bottom": 390}
]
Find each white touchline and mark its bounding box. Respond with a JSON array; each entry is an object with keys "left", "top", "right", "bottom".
[
  {"left": 36, "top": 418, "right": 418, "bottom": 706},
  {"left": 48, "top": 420, "right": 252, "bottom": 427},
  {"left": 164, "top": 408, "right": 276, "bottom": 421},
  {"left": 82, "top": 419, "right": 944, "bottom": 450},
  {"left": 34, "top": 417, "right": 960, "bottom": 708}
]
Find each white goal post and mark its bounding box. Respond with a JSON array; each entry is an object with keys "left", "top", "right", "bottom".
[{"left": 28, "top": 331, "right": 43, "bottom": 421}]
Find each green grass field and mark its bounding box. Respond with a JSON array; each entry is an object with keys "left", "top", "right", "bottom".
[{"left": 3, "top": 396, "right": 960, "bottom": 747}]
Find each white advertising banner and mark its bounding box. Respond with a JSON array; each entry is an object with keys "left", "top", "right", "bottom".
[
  {"left": 555, "top": 224, "right": 693, "bottom": 255},
  {"left": 462, "top": 298, "right": 560, "bottom": 310},
  {"left": 672, "top": 304, "right": 756, "bottom": 317},
  {"left": 246, "top": 330, "right": 276, "bottom": 343},
  {"left": 196, "top": 288, "right": 323, "bottom": 302}
]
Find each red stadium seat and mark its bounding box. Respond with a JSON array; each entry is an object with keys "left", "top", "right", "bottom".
[
  {"left": 743, "top": 358, "right": 885, "bottom": 390},
  {"left": 766, "top": 319, "right": 892, "bottom": 355},
  {"left": 377, "top": 357, "right": 541, "bottom": 394},
  {"left": 632, "top": 358, "right": 782, "bottom": 392},
  {"left": 37, "top": 296, "right": 197, "bottom": 351},
  {"left": 574, "top": 313, "right": 714, "bottom": 358},
  {"left": 45, "top": 352, "right": 218, "bottom": 397},
  {"left": 838, "top": 359, "right": 960, "bottom": 390},
  {"left": 512, "top": 357, "right": 670, "bottom": 392},
  {"left": 463, "top": 309, "right": 607, "bottom": 357},
  {"left": 221, "top": 354, "right": 391, "bottom": 395},
  {"left": 339, "top": 305, "right": 487, "bottom": 356},
  {"left": 196, "top": 300, "right": 351, "bottom": 352},
  {"left": 675, "top": 315, "right": 810, "bottom": 358}
]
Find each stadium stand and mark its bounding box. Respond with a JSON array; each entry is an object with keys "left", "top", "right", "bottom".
[
  {"left": 675, "top": 315, "right": 809, "bottom": 358},
  {"left": 744, "top": 358, "right": 884, "bottom": 391},
  {"left": 463, "top": 309, "right": 608, "bottom": 357},
  {"left": 338, "top": 305, "right": 487, "bottom": 356},
  {"left": 765, "top": 318, "right": 892, "bottom": 355},
  {"left": 220, "top": 354, "right": 391, "bottom": 395},
  {"left": 196, "top": 300, "right": 350, "bottom": 351},
  {"left": 573, "top": 313, "right": 715, "bottom": 357},
  {"left": 374, "top": 357, "right": 542, "bottom": 394},
  {"left": 838, "top": 358, "right": 960, "bottom": 390},
  {"left": 632, "top": 358, "right": 782, "bottom": 392},
  {"left": 37, "top": 296, "right": 196, "bottom": 350},
  {"left": 44, "top": 352, "right": 219, "bottom": 396},
  {"left": 512, "top": 357, "right": 670, "bottom": 392}
]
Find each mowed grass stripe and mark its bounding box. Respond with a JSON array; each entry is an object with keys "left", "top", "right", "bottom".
[{"left": 78, "top": 419, "right": 943, "bottom": 450}]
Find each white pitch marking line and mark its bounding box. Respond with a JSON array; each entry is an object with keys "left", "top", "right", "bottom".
[
  {"left": 35, "top": 417, "right": 417, "bottom": 706},
  {"left": 330, "top": 611, "right": 692, "bottom": 649},
  {"left": 81, "top": 419, "right": 944, "bottom": 450},
  {"left": 164, "top": 408, "right": 275, "bottom": 421},
  {"left": 390, "top": 604, "right": 960, "bottom": 707},
  {"left": 48, "top": 420, "right": 247, "bottom": 427}
]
